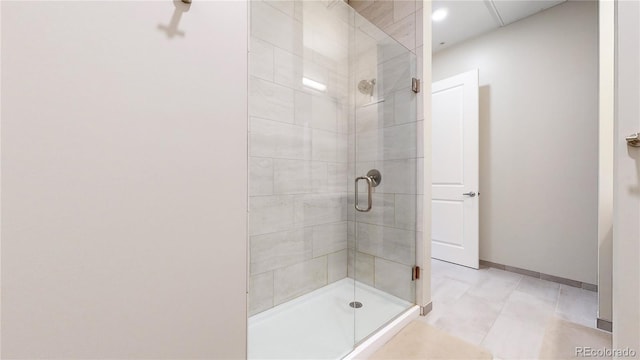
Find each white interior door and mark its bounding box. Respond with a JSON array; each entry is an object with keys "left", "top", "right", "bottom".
[{"left": 431, "top": 69, "right": 479, "bottom": 269}]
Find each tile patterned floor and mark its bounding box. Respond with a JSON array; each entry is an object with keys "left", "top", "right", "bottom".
[{"left": 420, "top": 259, "right": 608, "bottom": 359}]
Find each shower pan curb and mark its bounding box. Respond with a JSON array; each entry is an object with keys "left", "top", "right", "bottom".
[{"left": 342, "top": 305, "right": 420, "bottom": 360}]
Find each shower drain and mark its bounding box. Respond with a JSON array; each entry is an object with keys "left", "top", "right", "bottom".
[{"left": 349, "top": 301, "right": 363, "bottom": 309}]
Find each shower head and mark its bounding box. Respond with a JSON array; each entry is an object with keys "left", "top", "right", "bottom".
[{"left": 358, "top": 79, "right": 376, "bottom": 96}]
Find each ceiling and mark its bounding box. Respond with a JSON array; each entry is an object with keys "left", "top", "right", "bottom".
[{"left": 432, "top": 0, "right": 566, "bottom": 52}]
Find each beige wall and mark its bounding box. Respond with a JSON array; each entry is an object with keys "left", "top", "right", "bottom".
[
  {"left": 1, "top": 1, "right": 248, "bottom": 358},
  {"left": 432, "top": 1, "right": 599, "bottom": 284}
]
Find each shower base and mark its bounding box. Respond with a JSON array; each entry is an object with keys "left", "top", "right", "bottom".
[{"left": 248, "top": 278, "right": 412, "bottom": 359}]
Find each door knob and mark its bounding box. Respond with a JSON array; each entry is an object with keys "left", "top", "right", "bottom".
[{"left": 463, "top": 192, "right": 476, "bottom": 197}]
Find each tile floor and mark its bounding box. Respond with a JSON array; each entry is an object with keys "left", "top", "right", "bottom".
[{"left": 420, "top": 259, "right": 608, "bottom": 359}]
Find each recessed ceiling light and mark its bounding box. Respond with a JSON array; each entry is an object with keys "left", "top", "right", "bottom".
[{"left": 432, "top": 8, "right": 448, "bottom": 22}]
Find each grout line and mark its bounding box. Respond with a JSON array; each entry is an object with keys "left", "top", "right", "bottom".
[
  {"left": 553, "top": 284, "right": 562, "bottom": 317},
  {"left": 478, "top": 272, "right": 523, "bottom": 346}
]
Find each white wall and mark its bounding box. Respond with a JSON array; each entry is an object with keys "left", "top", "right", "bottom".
[
  {"left": 1, "top": 1, "right": 248, "bottom": 358},
  {"left": 598, "top": 0, "right": 614, "bottom": 324},
  {"left": 613, "top": 0, "right": 640, "bottom": 354},
  {"left": 432, "top": 0, "right": 598, "bottom": 283}
]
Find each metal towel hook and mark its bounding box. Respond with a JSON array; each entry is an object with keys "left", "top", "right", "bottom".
[
  {"left": 158, "top": 0, "right": 191, "bottom": 38},
  {"left": 626, "top": 133, "right": 640, "bottom": 147}
]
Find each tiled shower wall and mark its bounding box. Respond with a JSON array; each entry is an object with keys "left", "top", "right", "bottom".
[
  {"left": 347, "top": 0, "right": 424, "bottom": 139},
  {"left": 248, "top": 1, "right": 352, "bottom": 316},
  {"left": 349, "top": 0, "right": 424, "bottom": 53},
  {"left": 248, "top": 0, "right": 424, "bottom": 316}
]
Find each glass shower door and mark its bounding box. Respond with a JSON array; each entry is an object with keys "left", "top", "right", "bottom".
[{"left": 350, "top": 12, "right": 418, "bottom": 344}]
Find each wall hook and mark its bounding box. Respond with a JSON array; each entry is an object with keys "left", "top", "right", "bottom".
[
  {"left": 158, "top": 0, "right": 191, "bottom": 38},
  {"left": 626, "top": 133, "right": 640, "bottom": 147}
]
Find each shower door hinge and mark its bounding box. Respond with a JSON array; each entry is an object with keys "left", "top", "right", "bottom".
[
  {"left": 412, "top": 266, "right": 421, "bottom": 281},
  {"left": 411, "top": 78, "right": 421, "bottom": 93}
]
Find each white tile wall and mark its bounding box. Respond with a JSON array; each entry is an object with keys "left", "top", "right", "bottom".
[
  {"left": 251, "top": 1, "right": 303, "bottom": 56},
  {"left": 274, "top": 48, "right": 303, "bottom": 89},
  {"left": 395, "top": 194, "right": 417, "bottom": 230},
  {"left": 354, "top": 0, "right": 394, "bottom": 30},
  {"left": 250, "top": 228, "right": 311, "bottom": 275},
  {"left": 375, "top": 159, "right": 417, "bottom": 194},
  {"left": 328, "top": 249, "right": 349, "bottom": 283},
  {"left": 384, "top": 13, "right": 416, "bottom": 51},
  {"left": 356, "top": 222, "right": 416, "bottom": 266},
  {"left": 312, "top": 129, "right": 340, "bottom": 162},
  {"left": 294, "top": 193, "right": 348, "bottom": 227},
  {"left": 250, "top": 117, "right": 310, "bottom": 160},
  {"left": 393, "top": 0, "right": 416, "bottom": 23},
  {"left": 274, "top": 256, "right": 328, "bottom": 305},
  {"left": 264, "top": 0, "right": 295, "bottom": 18},
  {"left": 374, "top": 257, "right": 415, "bottom": 302},
  {"left": 249, "top": 195, "right": 295, "bottom": 236},
  {"left": 327, "top": 162, "right": 348, "bottom": 193},
  {"left": 379, "top": 54, "right": 413, "bottom": 94},
  {"left": 250, "top": 38, "right": 274, "bottom": 82},
  {"left": 249, "top": 77, "right": 295, "bottom": 123},
  {"left": 295, "top": 91, "right": 338, "bottom": 131},
  {"left": 383, "top": 122, "right": 417, "bottom": 160},
  {"left": 355, "top": 128, "right": 381, "bottom": 162},
  {"left": 348, "top": 251, "right": 375, "bottom": 287},
  {"left": 249, "top": 271, "right": 274, "bottom": 316},
  {"left": 355, "top": 193, "right": 396, "bottom": 227},
  {"left": 273, "top": 159, "right": 326, "bottom": 194},
  {"left": 311, "top": 222, "right": 349, "bottom": 257},
  {"left": 350, "top": 0, "right": 423, "bottom": 52},
  {"left": 249, "top": 0, "right": 353, "bottom": 316},
  {"left": 393, "top": 88, "right": 417, "bottom": 125}
]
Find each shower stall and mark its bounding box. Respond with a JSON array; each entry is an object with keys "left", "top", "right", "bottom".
[{"left": 248, "top": 1, "right": 421, "bottom": 358}]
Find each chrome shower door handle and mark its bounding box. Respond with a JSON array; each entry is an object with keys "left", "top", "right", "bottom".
[{"left": 355, "top": 176, "right": 373, "bottom": 212}]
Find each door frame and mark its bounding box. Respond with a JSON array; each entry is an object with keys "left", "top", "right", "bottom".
[
  {"left": 417, "top": 1, "right": 433, "bottom": 315},
  {"left": 612, "top": 0, "right": 640, "bottom": 351}
]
